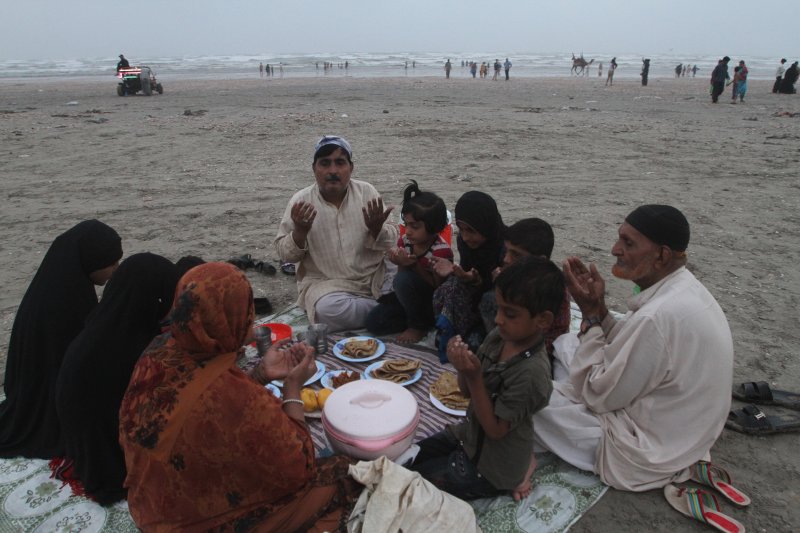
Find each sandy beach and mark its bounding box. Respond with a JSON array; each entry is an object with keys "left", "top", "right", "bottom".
[{"left": 1, "top": 74, "right": 799, "bottom": 530}]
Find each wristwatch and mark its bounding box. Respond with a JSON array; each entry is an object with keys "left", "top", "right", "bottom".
[{"left": 579, "top": 316, "right": 603, "bottom": 336}]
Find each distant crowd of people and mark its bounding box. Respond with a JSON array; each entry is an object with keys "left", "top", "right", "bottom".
[
  {"left": 709, "top": 56, "right": 797, "bottom": 103},
  {"left": 445, "top": 58, "right": 513, "bottom": 80}
]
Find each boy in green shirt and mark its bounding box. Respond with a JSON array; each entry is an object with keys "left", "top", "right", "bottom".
[{"left": 410, "top": 257, "right": 562, "bottom": 500}]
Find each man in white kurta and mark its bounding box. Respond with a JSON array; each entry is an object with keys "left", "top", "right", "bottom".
[
  {"left": 275, "top": 136, "right": 397, "bottom": 331},
  {"left": 533, "top": 204, "right": 733, "bottom": 492}
]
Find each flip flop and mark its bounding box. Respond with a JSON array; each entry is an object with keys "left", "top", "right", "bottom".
[
  {"left": 732, "top": 381, "right": 800, "bottom": 410},
  {"left": 253, "top": 261, "right": 277, "bottom": 275},
  {"left": 725, "top": 404, "right": 800, "bottom": 435},
  {"left": 228, "top": 254, "right": 256, "bottom": 270},
  {"left": 690, "top": 461, "right": 751, "bottom": 507},
  {"left": 280, "top": 262, "right": 296, "bottom": 275},
  {"left": 663, "top": 485, "right": 745, "bottom": 533}
]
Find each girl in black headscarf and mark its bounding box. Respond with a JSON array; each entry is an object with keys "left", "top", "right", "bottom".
[
  {"left": 432, "top": 191, "right": 505, "bottom": 360},
  {"left": 53, "top": 252, "right": 179, "bottom": 504},
  {"left": 0, "top": 220, "right": 123, "bottom": 458}
]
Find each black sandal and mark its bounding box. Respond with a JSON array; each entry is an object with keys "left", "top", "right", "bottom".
[
  {"left": 253, "top": 261, "right": 277, "bottom": 275},
  {"left": 725, "top": 404, "right": 800, "bottom": 434},
  {"left": 228, "top": 254, "right": 256, "bottom": 270},
  {"left": 280, "top": 262, "right": 296, "bottom": 275}
]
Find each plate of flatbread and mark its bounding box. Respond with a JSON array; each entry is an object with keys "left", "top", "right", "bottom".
[
  {"left": 429, "top": 372, "right": 468, "bottom": 416},
  {"left": 364, "top": 359, "right": 422, "bottom": 387},
  {"left": 333, "top": 336, "right": 385, "bottom": 363}
]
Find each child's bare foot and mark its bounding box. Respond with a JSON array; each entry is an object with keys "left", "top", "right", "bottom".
[
  {"left": 512, "top": 479, "right": 533, "bottom": 502},
  {"left": 511, "top": 453, "right": 538, "bottom": 502},
  {"left": 396, "top": 328, "right": 426, "bottom": 344}
]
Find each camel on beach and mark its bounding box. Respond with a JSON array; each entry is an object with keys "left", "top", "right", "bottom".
[{"left": 571, "top": 54, "right": 594, "bottom": 76}]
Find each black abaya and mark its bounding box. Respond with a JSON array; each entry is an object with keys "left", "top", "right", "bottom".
[
  {"left": 56, "top": 252, "right": 179, "bottom": 504},
  {"left": 0, "top": 220, "right": 122, "bottom": 458}
]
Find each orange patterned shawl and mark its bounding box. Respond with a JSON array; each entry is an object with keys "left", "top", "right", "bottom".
[{"left": 119, "top": 263, "right": 355, "bottom": 532}]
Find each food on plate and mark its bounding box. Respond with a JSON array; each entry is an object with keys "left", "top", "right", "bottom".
[
  {"left": 430, "top": 372, "right": 470, "bottom": 411},
  {"left": 342, "top": 338, "right": 379, "bottom": 357},
  {"left": 301, "top": 388, "right": 319, "bottom": 412},
  {"left": 331, "top": 370, "right": 361, "bottom": 388},
  {"left": 317, "top": 388, "right": 333, "bottom": 408},
  {"left": 372, "top": 359, "right": 421, "bottom": 384}
]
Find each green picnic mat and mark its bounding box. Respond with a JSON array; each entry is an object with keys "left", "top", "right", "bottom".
[{"left": 0, "top": 304, "right": 606, "bottom": 532}]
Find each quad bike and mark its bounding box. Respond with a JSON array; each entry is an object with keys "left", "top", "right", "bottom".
[{"left": 116, "top": 66, "right": 163, "bottom": 96}]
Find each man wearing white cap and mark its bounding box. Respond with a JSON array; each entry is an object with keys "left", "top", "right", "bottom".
[
  {"left": 533, "top": 205, "right": 733, "bottom": 491},
  {"left": 275, "top": 136, "right": 397, "bottom": 331}
]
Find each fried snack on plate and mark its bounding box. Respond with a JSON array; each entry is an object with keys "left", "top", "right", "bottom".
[
  {"left": 430, "top": 372, "right": 470, "bottom": 410},
  {"left": 301, "top": 388, "right": 319, "bottom": 412},
  {"left": 342, "top": 338, "right": 379, "bottom": 357},
  {"left": 373, "top": 359, "right": 421, "bottom": 384},
  {"left": 331, "top": 370, "right": 361, "bottom": 388},
  {"left": 317, "top": 388, "right": 333, "bottom": 408}
]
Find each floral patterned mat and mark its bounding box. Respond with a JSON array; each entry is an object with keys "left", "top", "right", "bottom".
[{"left": 0, "top": 304, "right": 607, "bottom": 532}]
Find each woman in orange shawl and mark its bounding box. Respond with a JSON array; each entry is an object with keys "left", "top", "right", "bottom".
[{"left": 119, "top": 262, "right": 360, "bottom": 532}]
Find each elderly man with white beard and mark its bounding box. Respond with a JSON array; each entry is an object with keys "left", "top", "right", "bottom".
[{"left": 533, "top": 204, "right": 734, "bottom": 491}]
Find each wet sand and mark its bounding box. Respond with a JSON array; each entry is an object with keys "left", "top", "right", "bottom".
[{"left": 1, "top": 75, "right": 799, "bottom": 531}]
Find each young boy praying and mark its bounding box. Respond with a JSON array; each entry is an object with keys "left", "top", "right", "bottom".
[{"left": 410, "top": 257, "right": 563, "bottom": 501}]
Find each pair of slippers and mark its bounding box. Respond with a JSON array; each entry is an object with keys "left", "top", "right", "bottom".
[
  {"left": 228, "top": 254, "right": 277, "bottom": 275},
  {"left": 726, "top": 381, "right": 800, "bottom": 435},
  {"left": 664, "top": 461, "right": 750, "bottom": 533}
]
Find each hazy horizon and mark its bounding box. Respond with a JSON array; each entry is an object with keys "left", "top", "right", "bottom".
[{"left": 1, "top": 0, "right": 797, "bottom": 61}]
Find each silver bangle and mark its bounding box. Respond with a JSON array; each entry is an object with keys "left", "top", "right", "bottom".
[{"left": 282, "top": 398, "right": 304, "bottom": 407}]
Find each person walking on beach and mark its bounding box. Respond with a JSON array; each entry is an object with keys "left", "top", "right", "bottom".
[
  {"left": 598, "top": 62, "right": 603, "bottom": 77},
  {"left": 606, "top": 57, "right": 617, "bottom": 86},
  {"left": 259, "top": 62, "right": 264, "bottom": 78},
  {"left": 692, "top": 64, "right": 698, "bottom": 77},
  {"left": 504, "top": 58, "right": 512, "bottom": 80},
  {"left": 773, "top": 58, "right": 787, "bottom": 93},
  {"left": 470, "top": 61, "right": 477, "bottom": 78},
  {"left": 675, "top": 64, "right": 682, "bottom": 78},
  {"left": 641, "top": 58, "right": 650, "bottom": 86},
  {"left": 779, "top": 61, "right": 798, "bottom": 94},
  {"left": 492, "top": 59, "right": 501, "bottom": 80},
  {"left": 710, "top": 56, "right": 730, "bottom": 103},
  {"left": 445, "top": 59, "right": 452, "bottom": 79},
  {"left": 731, "top": 60, "right": 748, "bottom": 103}
]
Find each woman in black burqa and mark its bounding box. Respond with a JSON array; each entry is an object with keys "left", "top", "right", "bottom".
[
  {"left": 54, "top": 252, "right": 179, "bottom": 504},
  {"left": 0, "top": 220, "right": 123, "bottom": 458}
]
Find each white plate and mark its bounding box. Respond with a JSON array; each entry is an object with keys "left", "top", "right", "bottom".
[
  {"left": 321, "top": 369, "right": 363, "bottom": 390},
  {"left": 364, "top": 360, "right": 422, "bottom": 387},
  {"left": 265, "top": 383, "right": 282, "bottom": 399},
  {"left": 332, "top": 336, "right": 386, "bottom": 363},
  {"left": 429, "top": 391, "right": 467, "bottom": 417},
  {"left": 271, "top": 360, "right": 326, "bottom": 388}
]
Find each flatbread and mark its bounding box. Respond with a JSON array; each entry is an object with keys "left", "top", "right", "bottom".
[
  {"left": 430, "top": 372, "right": 470, "bottom": 411},
  {"left": 373, "top": 359, "right": 421, "bottom": 384},
  {"left": 342, "top": 338, "right": 379, "bottom": 357}
]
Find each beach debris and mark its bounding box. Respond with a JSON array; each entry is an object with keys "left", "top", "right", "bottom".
[
  {"left": 183, "top": 109, "right": 208, "bottom": 117},
  {"left": 773, "top": 111, "right": 798, "bottom": 118},
  {"left": 341, "top": 113, "right": 348, "bottom": 118},
  {"left": 86, "top": 118, "right": 108, "bottom": 124},
  {"left": 383, "top": 110, "right": 389, "bottom": 113},
  {"left": 65, "top": 101, "right": 78, "bottom": 106}
]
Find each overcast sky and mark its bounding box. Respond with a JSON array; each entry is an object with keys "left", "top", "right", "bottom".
[{"left": 1, "top": 0, "right": 797, "bottom": 60}]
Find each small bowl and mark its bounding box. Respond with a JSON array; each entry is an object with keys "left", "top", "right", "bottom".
[{"left": 262, "top": 323, "right": 292, "bottom": 342}]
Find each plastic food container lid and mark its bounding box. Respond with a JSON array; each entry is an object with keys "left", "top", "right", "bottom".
[{"left": 323, "top": 379, "right": 418, "bottom": 440}]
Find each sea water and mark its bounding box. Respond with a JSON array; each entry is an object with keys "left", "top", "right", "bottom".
[{"left": 0, "top": 51, "right": 784, "bottom": 81}]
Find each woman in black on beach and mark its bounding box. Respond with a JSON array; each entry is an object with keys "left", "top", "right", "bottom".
[
  {"left": 0, "top": 220, "right": 122, "bottom": 459},
  {"left": 54, "top": 252, "right": 179, "bottom": 504}
]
